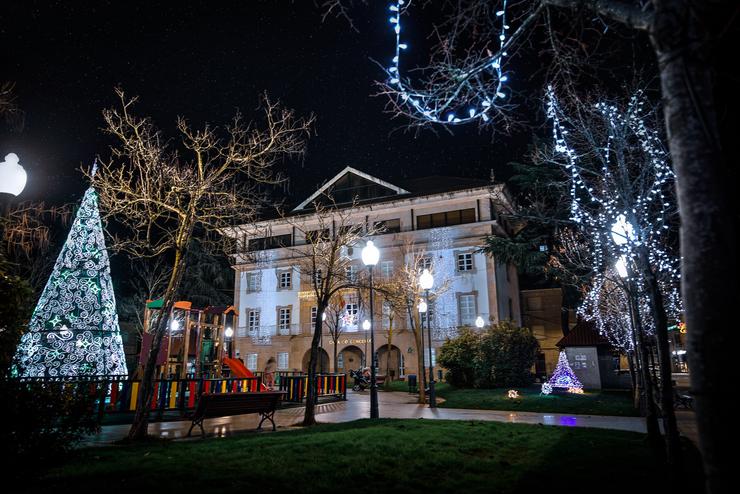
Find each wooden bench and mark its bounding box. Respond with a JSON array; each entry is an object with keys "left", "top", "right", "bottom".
[{"left": 187, "top": 391, "right": 286, "bottom": 438}]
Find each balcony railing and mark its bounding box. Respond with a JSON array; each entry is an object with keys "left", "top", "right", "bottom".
[{"left": 236, "top": 323, "right": 462, "bottom": 343}]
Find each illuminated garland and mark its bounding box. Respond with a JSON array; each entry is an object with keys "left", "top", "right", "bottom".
[
  {"left": 14, "top": 186, "right": 128, "bottom": 378},
  {"left": 385, "top": 0, "right": 510, "bottom": 124},
  {"left": 546, "top": 87, "right": 683, "bottom": 347}
]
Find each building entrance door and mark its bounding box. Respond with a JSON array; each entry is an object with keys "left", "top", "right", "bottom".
[
  {"left": 339, "top": 345, "right": 364, "bottom": 373},
  {"left": 377, "top": 344, "right": 401, "bottom": 380}
]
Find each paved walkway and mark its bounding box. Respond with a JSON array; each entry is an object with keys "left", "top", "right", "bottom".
[{"left": 85, "top": 390, "right": 676, "bottom": 446}]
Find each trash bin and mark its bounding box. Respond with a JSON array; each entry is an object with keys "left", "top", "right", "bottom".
[{"left": 407, "top": 374, "right": 418, "bottom": 393}]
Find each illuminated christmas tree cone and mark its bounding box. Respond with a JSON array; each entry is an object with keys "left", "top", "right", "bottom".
[
  {"left": 14, "top": 184, "right": 128, "bottom": 378},
  {"left": 542, "top": 351, "right": 583, "bottom": 394}
]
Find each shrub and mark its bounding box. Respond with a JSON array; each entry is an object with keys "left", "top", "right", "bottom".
[
  {"left": 0, "top": 380, "right": 100, "bottom": 472},
  {"left": 1, "top": 260, "right": 100, "bottom": 472},
  {"left": 0, "top": 269, "right": 33, "bottom": 375},
  {"left": 437, "top": 327, "right": 480, "bottom": 387},
  {"left": 476, "top": 321, "right": 540, "bottom": 388},
  {"left": 438, "top": 321, "right": 540, "bottom": 389}
]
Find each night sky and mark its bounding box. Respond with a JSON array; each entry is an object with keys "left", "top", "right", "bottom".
[{"left": 2, "top": 1, "right": 541, "bottom": 207}]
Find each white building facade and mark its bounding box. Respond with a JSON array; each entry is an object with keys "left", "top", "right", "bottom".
[{"left": 224, "top": 167, "right": 521, "bottom": 379}]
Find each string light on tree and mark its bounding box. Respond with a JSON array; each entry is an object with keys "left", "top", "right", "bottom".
[
  {"left": 384, "top": 0, "right": 511, "bottom": 125},
  {"left": 546, "top": 87, "right": 683, "bottom": 348}
]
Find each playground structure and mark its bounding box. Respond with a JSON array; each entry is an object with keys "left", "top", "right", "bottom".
[
  {"left": 139, "top": 300, "right": 238, "bottom": 379},
  {"left": 12, "top": 298, "right": 347, "bottom": 423}
]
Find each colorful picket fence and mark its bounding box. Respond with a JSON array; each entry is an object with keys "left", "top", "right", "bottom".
[
  {"left": 112, "top": 377, "right": 264, "bottom": 413},
  {"left": 278, "top": 373, "right": 347, "bottom": 403},
  {"left": 12, "top": 373, "right": 346, "bottom": 417}
]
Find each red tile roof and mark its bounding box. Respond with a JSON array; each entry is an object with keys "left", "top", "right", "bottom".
[{"left": 556, "top": 320, "right": 611, "bottom": 348}]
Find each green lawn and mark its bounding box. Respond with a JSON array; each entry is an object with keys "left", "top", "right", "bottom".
[
  {"left": 20, "top": 419, "right": 701, "bottom": 494},
  {"left": 385, "top": 381, "right": 638, "bottom": 416}
]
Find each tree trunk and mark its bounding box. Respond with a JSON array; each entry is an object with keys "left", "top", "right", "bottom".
[
  {"left": 629, "top": 282, "right": 665, "bottom": 459},
  {"left": 333, "top": 337, "right": 338, "bottom": 373},
  {"left": 627, "top": 351, "right": 640, "bottom": 409},
  {"left": 651, "top": 2, "right": 734, "bottom": 489},
  {"left": 637, "top": 247, "right": 682, "bottom": 466},
  {"left": 303, "top": 302, "right": 326, "bottom": 426},
  {"left": 128, "top": 246, "right": 190, "bottom": 440},
  {"left": 385, "top": 322, "right": 393, "bottom": 389}
]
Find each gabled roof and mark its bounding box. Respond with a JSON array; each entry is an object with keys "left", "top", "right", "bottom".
[
  {"left": 292, "top": 166, "right": 410, "bottom": 211},
  {"left": 556, "top": 320, "right": 611, "bottom": 348}
]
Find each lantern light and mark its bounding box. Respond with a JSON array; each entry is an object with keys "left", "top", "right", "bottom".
[
  {"left": 0, "top": 153, "right": 28, "bottom": 196},
  {"left": 361, "top": 240, "right": 380, "bottom": 266},
  {"left": 419, "top": 268, "right": 434, "bottom": 290}
]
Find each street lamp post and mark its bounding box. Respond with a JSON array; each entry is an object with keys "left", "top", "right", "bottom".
[
  {"left": 320, "top": 311, "right": 326, "bottom": 373},
  {"left": 361, "top": 240, "right": 380, "bottom": 419},
  {"left": 419, "top": 268, "right": 435, "bottom": 408}
]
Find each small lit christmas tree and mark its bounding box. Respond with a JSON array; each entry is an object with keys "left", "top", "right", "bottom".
[
  {"left": 14, "top": 182, "right": 128, "bottom": 378},
  {"left": 542, "top": 351, "right": 583, "bottom": 394}
]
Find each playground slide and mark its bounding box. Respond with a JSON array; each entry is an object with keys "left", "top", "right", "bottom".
[{"left": 223, "top": 357, "right": 268, "bottom": 391}]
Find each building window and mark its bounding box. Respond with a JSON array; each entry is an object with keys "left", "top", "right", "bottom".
[
  {"left": 382, "top": 301, "right": 392, "bottom": 328},
  {"left": 375, "top": 218, "right": 401, "bottom": 234},
  {"left": 338, "top": 224, "right": 361, "bottom": 238},
  {"left": 381, "top": 260, "right": 394, "bottom": 279},
  {"left": 416, "top": 208, "right": 476, "bottom": 230},
  {"left": 248, "top": 233, "right": 292, "bottom": 251},
  {"left": 278, "top": 307, "right": 291, "bottom": 333},
  {"left": 277, "top": 352, "right": 289, "bottom": 370},
  {"left": 246, "top": 272, "right": 261, "bottom": 292},
  {"left": 247, "top": 353, "right": 258, "bottom": 371},
  {"left": 343, "top": 302, "right": 359, "bottom": 331},
  {"left": 458, "top": 294, "right": 476, "bottom": 326},
  {"left": 337, "top": 352, "right": 344, "bottom": 370},
  {"left": 313, "top": 269, "right": 323, "bottom": 287},
  {"left": 420, "top": 257, "right": 432, "bottom": 271},
  {"left": 278, "top": 270, "right": 292, "bottom": 290},
  {"left": 247, "top": 309, "right": 260, "bottom": 333},
  {"left": 305, "top": 229, "right": 330, "bottom": 244},
  {"left": 311, "top": 306, "right": 318, "bottom": 326},
  {"left": 456, "top": 252, "right": 474, "bottom": 272},
  {"left": 345, "top": 264, "right": 358, "bottom": 282}
]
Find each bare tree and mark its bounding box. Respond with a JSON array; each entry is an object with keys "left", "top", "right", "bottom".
[
  {"left": 0, "top": 81, "right": 24, "bottom": 129},
  {"left": 373, "top": 241, "right": 451, "bottom": 404},
  {"left": 375, "top": 271, "right": 407, "bottom": 388},
  {"left": 117, "top": 257, "right": 172, "bottom": 340},
  {"left": 91, "top": 88, "right": 313, "bottom": 440},
  {"left": 1, "top": 202, "right": 73, "bottom": 292},
  {"left": 323, "top": 292, "right": 347, "bottom": 372},
  {"left": 283, "top": 197, "right": 375, "bottom": 425}
]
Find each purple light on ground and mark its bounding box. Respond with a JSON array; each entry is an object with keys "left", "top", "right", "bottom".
[{"left": 559, "top": 416, "right": 578, "bottom": 427}]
